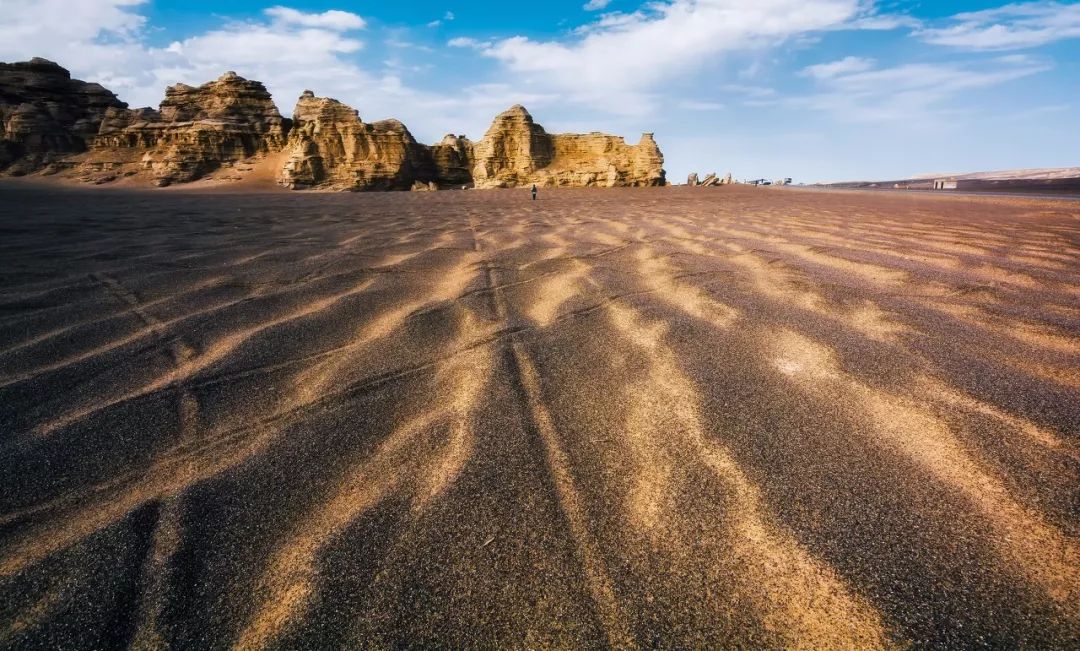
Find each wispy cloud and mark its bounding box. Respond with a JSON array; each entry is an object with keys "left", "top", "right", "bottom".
[
  {"left": 800, "top": 56, "right": 875, "bottom": 79},
  {"left": 918, "top": 1, "right": 1080, "bottom": 50},
  {"left": 0, "top": 0, "right": 149, "bottom": 84},
  {"left": 790, "top": 55, "right": 1054, "bottom": 121},
  {"left": 461, "top": 0, "right": 898, "bottom": 112},
  {"left": 583, "top": 0, "right": 613, "bottom": 10},
  {"left": 426, "top": 10, "right": 455, "bottom": 28},
  {"left": 448, "top": 36, "right": 489, "bottom": 48},
  {"left": 264, "top": 6, "right": 366, "bottom": 31},
  {"left": 1, "top": 3, "right": 384, "bottom": 113}
]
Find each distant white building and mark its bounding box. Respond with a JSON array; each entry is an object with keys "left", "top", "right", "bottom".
[{"left": 933, "top": 178, "right": 958, "bottom": 190}]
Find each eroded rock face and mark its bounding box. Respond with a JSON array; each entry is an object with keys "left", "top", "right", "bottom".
[
  {"left": 85, "top": 72, "right": 289, "bottom": 185},
  {"left": 430, "top": 134, "right": 474, "bottom": 187},
  {"left": 0, "top": 58, "right": 126, "bottom": 174},
  {"left": 2, "top": 59, "right": 667, "bottom": 191},
  {"left": 471, "top": 105, "right": 552, "bottom": 188},
  {"left": 471, "top": 105, "right": 665, "bottom": 189},
  {"left": 279, "top": 92, "right": 435, "bottom": 191}
]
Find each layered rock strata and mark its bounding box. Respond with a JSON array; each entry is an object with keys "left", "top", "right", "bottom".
[
  {"left": 1, "top": 59, "right": 666, "bottom": 190},
  {"left": 471, "top": 105, "right": 664, "bottom": 188},
  {"left": 84, "top": 72, "right": 289, "bottom": 185},
  {"left": 0, "top": 58, "right": 127, "bottom": 174},
  {"left": 429, "top": 134, "right": 474, "bottom": 187},
  {"left": 278, "top": 91, "right": 434, "bottom": 191}
]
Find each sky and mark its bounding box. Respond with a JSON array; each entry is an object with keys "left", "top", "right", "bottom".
[{"left": 1, "top": 0, "right": 1078, "bottom": 182}]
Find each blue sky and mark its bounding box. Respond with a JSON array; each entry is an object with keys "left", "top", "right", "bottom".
[{"left": 2, "top": 0, "right": 1078, "bottom": 182}]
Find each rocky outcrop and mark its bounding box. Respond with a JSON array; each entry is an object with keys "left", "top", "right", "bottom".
[
  {"left": 471, "top": 105, "right": 664, "bottom": 189},
  {"left": 687, "top": 171, "right": 734, "bottom": 187},
  {"left": 278, "top": 91, "right": 435, "bottom": 190},
  {"left": 471, "top": 105, "right": 552, "bottom": 188},
  {"left": 430, "top": 134, "right": 474, "bottom": 187},
  {"left": 0, "top": 58, "right": 127, "bottom": 174},
  {"left": 2, "top": 58, "right": 667, "bottom": 191},
  {"left": 83, "top": 71, "right": 289, "bottom": 185}
]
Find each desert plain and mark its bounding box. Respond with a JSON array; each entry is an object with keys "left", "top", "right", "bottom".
[{"left": 0, "top": 184, "right": 1077, "bottom": 648}]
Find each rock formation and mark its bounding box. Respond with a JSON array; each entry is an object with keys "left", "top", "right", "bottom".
[
  {"left": 687, "top": 172, "right": 699, "bottom": 186},
  {"left": 83, "top": 71, "right": 289, "bottom": 185},
  {"left": 471, "top": 105, "right": 551, "bottom": 188},
  {"left": 278, "top": 91, "right": 435, "bottom": 191},
  {"left": 472, "top": 105, "right": 664, "bottom": 189},
  {"left": 0, "top": 58, "right": 127, "bottom": 174},
  {"left": 410, "top": 180, "right": 438, "bottom": 192},
  {"left": 1, "top": 59, "right": 667, "bottom": 191},
  {"left": 429, "top": 134, "right": 474, "bottom": 186}
]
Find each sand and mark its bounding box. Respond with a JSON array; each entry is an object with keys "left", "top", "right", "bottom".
[{"left": 0, "top": 184, "right": 1077, "bottom": 648}]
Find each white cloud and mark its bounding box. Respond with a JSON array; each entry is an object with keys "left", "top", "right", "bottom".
[
  {"left": 0, "top": 2, "right": 556, "bottom": 145},
  {"left": 448, "top": 36, "right": 486, "bottom": 48},
  {"left": 846, "top": 14, "right": 921, "bottom": 30},
  {"left": 264, "top": 6, "right": 366, "bottom": 31},
  {"left": 584, "top": 0, "right": 613, "bottom": 10},
  {"left": 164, "top": 25, "right": 364, "bottom": 67},
  {"left": 148, "top": 9, "right": 373, "bottom": 112},
  {"left": 0, "top": 0, "right": 148, "bottom": 84},
  {"left": 800, "top": 56, "right": 875, "bottom": 79},
  {"left": 465, "top": 0, "right": 896, "bottom": 109},
  {"left": 0, "top": 3, "right": 381, "bottom": 114},
  {"left": 918, "top": 2, "right": 1080, "bottom": 50},
  {"left": 790, "top": 56, "right": 1053, "bottom": 121},
  {"left": 427, "top": 10, "right": 456, "bottom": 27},
  {"left": 0, "top": 0, "right": 146, "bottom": 45}
]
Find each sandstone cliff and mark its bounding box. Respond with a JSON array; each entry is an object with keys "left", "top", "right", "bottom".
[
  {"left": 471, "top": 105, "right": 665, "bottom": 189},
  {"left": 84, "top": 71, "right": 289, "bottom": 185},
  {"left": 0, "top": 58, "right": 127, "bottom": 174},
  {"left": 471, "top": 105, "right": 553, "bottom": 188},
  {"left": 1, "top": 58, "right": 667, "bottom": 191},
  {"left": 278, "top": 91, "right": 435, "bottom": 191},
  {"left": 429, "top": 134, "right": 474, "bottom": 187}
]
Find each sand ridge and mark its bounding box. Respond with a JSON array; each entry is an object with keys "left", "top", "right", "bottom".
[{"left": 0, "top": 185, "right": 1077, "bottom": 647}]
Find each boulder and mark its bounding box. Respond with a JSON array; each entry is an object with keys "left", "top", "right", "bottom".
[
  {"left": 0, "top": 58, "right": 127, "bottom": 174},
  {"left": 722, "top": 172, "right": 733, "bottom": 185},
  {"left": 701, "top": 173, "right": 719, "bottom": 187},
  {"left": 410, "top": 180, "right": 438, "bottom": 192},
  {"left": 472, "top": 105, "right": 665, "bottom": 189},
  {"left": 278, "top": 92, "right": 435, "bottom": 191},
  {"left": 687, "top": 172, "right": 699, "bottom": 186}
]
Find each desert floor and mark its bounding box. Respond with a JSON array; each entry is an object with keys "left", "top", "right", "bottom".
[{"left": 0, "top": 184, "right": 1077, "bottom": 648}]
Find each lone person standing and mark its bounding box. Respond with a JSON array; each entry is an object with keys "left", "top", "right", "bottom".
[{"left": 531, "top": 184, "right": 538, "bottom": 201}]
